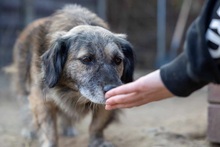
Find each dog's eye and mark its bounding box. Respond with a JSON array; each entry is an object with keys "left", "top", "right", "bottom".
[
  {"left": 80, "top": 56, "right": 94, "bottom": 64},
  {"left": 114, "top": 57, "right": 122, "bottom": 65}
]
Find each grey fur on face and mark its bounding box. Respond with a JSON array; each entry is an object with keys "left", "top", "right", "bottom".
[{"left": 52, "top": 25, "right": 125, "bottom": 104}]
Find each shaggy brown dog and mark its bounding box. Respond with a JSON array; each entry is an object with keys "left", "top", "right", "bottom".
[{"left": 10, "top": 4, "right": 134, "bottom": 147}]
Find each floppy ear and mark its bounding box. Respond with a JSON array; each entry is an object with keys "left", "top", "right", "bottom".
[
  {"left": 116, "top": 36, "right": 135, "bottom": 83},
  {"left": 41, "top": 33, "right": 69, "bottom": 88}
]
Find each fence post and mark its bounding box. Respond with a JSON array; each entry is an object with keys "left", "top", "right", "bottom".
[
  {"left": 97, "top": 0, "right": 107, "bottom": 20},
  {"left": 156, "top": 0, "right": 166, "bottom": 68},
  {"left": 22, "top": 0, "right": 34, "bottom": 26}
]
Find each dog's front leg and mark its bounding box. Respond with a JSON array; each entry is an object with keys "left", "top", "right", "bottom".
[
  {"left": 29, "top": 87, "right": 58, "bottom": 147},
  {"left": 89, "top": 106, "right": 116, "bottom": 147},
  {"left": 59, "top": 111, "right": 78, "bottom": 137},
  {"left": 38, "top": 103, "right": 58, "bottom": 147}
]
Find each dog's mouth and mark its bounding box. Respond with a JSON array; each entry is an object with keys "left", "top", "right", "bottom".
[
  {"left": 83, "top": 95, "right": 106, "bottom": 105},
  {"left": 79, "top": 88, "right": 107, "bottom": 104},
  {"left": 87, "top": 93, "right": 107, "bottom": 104},
  {"left": 78, "top": 82, "right": 122, "bottom": 105},
  {"left": 90, "top": 98, "right": 106, "bottom": 105}
]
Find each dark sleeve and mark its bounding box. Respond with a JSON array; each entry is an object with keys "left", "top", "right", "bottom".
[
  {"left": 160, "top": 53, "right": 208, "bottom": 97},
  {"left": 160, "top": 0, "right": 220, "bottom": 97}
]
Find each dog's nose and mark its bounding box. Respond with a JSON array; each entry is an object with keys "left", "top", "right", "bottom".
[{"left": 104, "top": 85, "right": 117, "bottom": 94}]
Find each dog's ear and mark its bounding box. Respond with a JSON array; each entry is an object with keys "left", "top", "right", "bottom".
[
  {"left": 115, "top": 34, "right": 135, "bottom": 83},
  {"left": 41, "top": 32, "right": 69, "bottom": 88}
]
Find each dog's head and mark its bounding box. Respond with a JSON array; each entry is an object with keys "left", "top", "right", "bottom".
[{"left": 42, "top": 25, "right": 134, "bottom": 104}]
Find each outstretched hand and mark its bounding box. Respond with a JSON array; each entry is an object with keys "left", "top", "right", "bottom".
[{"left": 105, "top": 70, "right": 174, "bottom": 110}]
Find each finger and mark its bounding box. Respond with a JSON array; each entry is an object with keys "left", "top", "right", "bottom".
[
  {"left": 105, "top": 93, "right": 136, "bottom": 105},
  {"left": 105, "top": 103, "right": 130, "bottom": 110},
  {"left": 105, "top": 104, "right": 117, "bottom": 110},
  {"left": 105, "top": 96, "right": 152, "bottom": 110},
  {"left": 105, "top": 100, "right": 143, "bottom": 110},
  {"left": 106, "top": 91, "right": 160, "bottom": 109},
  {"left": 105, "top": 82, "right": 138, "bottom": 98}
]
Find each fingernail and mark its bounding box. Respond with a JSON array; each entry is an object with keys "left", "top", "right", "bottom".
[
  {"left": 105, "top": 105, "right": 112, "bottom": 110},
  {"left": 105, "top": 100, "right": 110, "bottom": 105}
]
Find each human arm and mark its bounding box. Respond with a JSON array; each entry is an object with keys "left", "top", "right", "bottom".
[{"left": 105, "top": 0, "right": 220, "bottom": 110}]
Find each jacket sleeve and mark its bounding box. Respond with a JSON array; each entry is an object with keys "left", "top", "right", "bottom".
[{"left": 160, "top": 0, "right": 220, "bottom": 97}]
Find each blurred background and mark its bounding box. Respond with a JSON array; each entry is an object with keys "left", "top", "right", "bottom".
[
  {"left": 0, "top": 0, "right": 204, "bottom": 69},
  {"left": 1, "top": 1, "right": 215, "bottom": 147}
]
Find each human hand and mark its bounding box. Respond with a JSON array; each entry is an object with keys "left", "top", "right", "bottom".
[{"left": 105, "top": 70, "right": 174, "bottom": 110}]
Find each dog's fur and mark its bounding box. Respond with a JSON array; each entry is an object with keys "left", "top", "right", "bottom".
[{"left": 10, "top": 5, "right": 134, "bottom": 147}]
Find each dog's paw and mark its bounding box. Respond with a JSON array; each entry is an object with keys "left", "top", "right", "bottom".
[
  {"left": 89, "top": 138, "right": 115, "bottom": 147},
  {"left": 62, "top": 127, "right": 78, "bottom": 137},
  {"left": 21, "top": 128, "right": 36, "bottom": 140},
  {"left": 41, "top": 141, "right": 57, "bottom": 147},
  {"left": 40, "top": 140, "right": 58, "bottom": 147}
]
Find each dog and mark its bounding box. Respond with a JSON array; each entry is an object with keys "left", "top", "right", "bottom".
[{"left": 10, "top": 4, "right": 134, "bottom": 147}]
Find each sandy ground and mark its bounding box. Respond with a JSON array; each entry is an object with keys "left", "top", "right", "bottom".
[{"left": 0, "top": 70, "right": 219, "bottom": 147}]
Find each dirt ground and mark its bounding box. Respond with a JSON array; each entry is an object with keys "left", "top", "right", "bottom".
[{"left": 0, "top": 70, "right": 219, "bottom": 147}]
